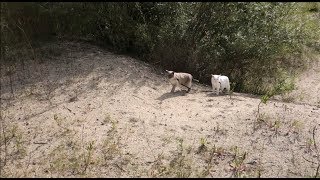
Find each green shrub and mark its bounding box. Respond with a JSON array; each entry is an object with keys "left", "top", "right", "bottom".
[{"left": 1, "top": 2, "right": 319, "bottom": 95}]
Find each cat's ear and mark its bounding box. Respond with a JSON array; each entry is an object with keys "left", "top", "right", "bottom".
[{"left": 166, "top": 70, "right": 174, "bottom": 74}]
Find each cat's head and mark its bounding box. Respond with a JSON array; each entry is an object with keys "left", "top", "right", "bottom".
[
  {"left": 166, "top": 70, "right": 175, "bottom": 79},
  {"left": 211, "top": 74, "right": 221, "bottom": 81}
]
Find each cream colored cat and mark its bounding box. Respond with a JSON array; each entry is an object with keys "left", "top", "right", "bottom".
[{"left": 211, "top": 74, "right": 230, "bottom": 95}]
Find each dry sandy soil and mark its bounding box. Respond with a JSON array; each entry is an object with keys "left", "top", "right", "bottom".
[{"left": 1, "top": 40, "right": 319, "bottom": 178}]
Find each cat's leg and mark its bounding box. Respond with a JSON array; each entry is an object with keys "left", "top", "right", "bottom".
[{"left": 171, "top": 85, "right": 176, "bottom": 93}]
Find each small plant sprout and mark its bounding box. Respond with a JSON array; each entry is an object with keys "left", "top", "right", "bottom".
[
  {"left": 54, "top": 114, "right": 62, "bottom": 127},
  {"left": 82, "top": 141, "right": 95, "bottom": 174},
  {"left": 273, "top": 119, "right": 281, "bottom": 136},
  {"left": 230, "top": 146, "right": 247, "bottom": 177},
  {"left": 306, "top": 138, "right": 314, "bottom": 153},
  {"left": 229, "top": 82, "right": 236, "bottom": 99},
  {"left": 291, "top": 120, "right": 303, "bottom": 133},
  {"left": 255, "top": 94, "right": 270, "bottom": 131},
  {"left": 178, "top": 138, "right": 184, "bottom": 152},
  {"left": 200, "top": 137, "right": 207, "bottom": 147},
  {"left": 197, "top": 137, "right": 208, "bottom": 154}
]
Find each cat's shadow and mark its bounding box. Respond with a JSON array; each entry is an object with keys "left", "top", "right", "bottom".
[
  {"left": 156, "top": 90, "right": 188, "bottom": 101},
  {"left": 206, "top": 92, "right": 221, "bottom": 97}
]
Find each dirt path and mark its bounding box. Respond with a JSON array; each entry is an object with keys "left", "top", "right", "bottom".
[{"left": 1, "top": 40, "right": 319, "bottom": 178}]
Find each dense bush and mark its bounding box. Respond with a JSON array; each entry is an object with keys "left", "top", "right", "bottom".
[{"left": 1, "top": 2, "right": 319, "bottom": 94}]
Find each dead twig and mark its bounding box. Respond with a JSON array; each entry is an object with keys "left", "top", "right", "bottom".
[
  {"left": 132, "top": 94, "right": 144, "bottom": 101},
  {"left": 0, "top": 119, "right": 8, "bottom": 168},
  {"left": 114, "top": 163, "right": 126, "bottom": 172},
  {"left": 312, "top": 126, "right": 318, "bottom": 153},
  {"left": 312, "top": 125, "right": 320, "bottom": 178},
  {"left": 33, "top": 142, "right": 48, "bottom": 145},
  {"left": 302, "top": 156, "right": 318, "bottom": 164},
  {"left": 15, "top": 22, "right": 36, "bottom": 61},
  {"left": 63, "top": 106, "right": 75, "bottom": 115},
  {"left": 315, "top": 163, "right": 320, "bottom": 178}
]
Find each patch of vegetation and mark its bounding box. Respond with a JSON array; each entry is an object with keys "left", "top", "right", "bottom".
[
  {"left": 48, "top": 140, "right": 97, "bottom": 177},
  {"left": 1, "top": 2, "right": 319, "bottom": 94},
  {"left": 0, "top": 122, "right": 27, "bottom": 177}
]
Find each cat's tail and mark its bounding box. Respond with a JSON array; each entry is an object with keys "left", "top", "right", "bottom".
[{"left": 193, "top": 79, "right": 200, "bottom": 82}]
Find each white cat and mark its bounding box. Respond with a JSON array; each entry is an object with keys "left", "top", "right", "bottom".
[
  {"left": 211, "top": 74, "right": 230, "bottom": 95},
  {"left": 166, "top": 70, "right": 193, "bottom": 93}
]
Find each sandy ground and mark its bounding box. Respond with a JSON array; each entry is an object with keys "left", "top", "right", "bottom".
[{"left": 1, "top": 40, "right": 319, "bottom": 178}]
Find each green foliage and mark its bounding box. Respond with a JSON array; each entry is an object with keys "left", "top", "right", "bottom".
[
  {"left": 1, "top": 2, "right": 319, "bottom": 94},
  {"left": 261, "top": 95, "right": 270, "bottom": 104}
]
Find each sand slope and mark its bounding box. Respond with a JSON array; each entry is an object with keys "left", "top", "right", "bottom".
[{"left": 1, "top": 40, "right": 319, "bottom": 178}]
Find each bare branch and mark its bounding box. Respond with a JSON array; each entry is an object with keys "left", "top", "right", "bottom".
[{"left": 312, "top": 125, "right": 318, "bottom": 152}]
